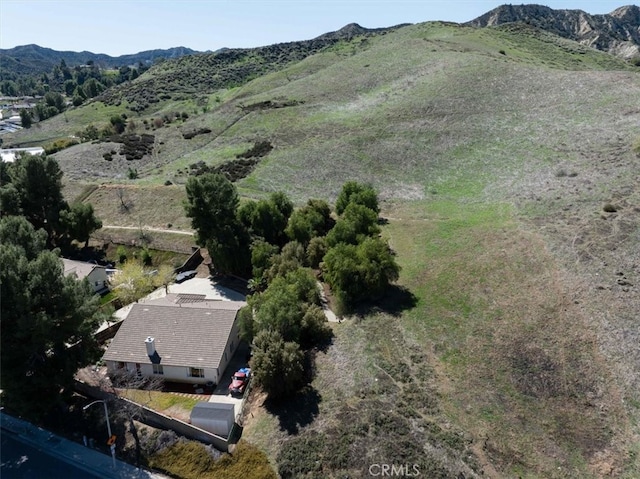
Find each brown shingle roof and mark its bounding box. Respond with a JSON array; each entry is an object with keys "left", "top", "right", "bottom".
[{"left": 103, "top": 300, "right": 245, "bottom": 369}]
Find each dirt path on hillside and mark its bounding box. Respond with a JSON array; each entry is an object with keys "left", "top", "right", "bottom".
[{"left": 102, "top": 225, "right": 194, "bottom": 235}]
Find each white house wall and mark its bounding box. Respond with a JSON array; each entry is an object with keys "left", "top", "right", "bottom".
[
  {"left": 218, "top": 321, "right": 241, "bottom": 381},
  {"left": 106, "top": 361, "right": 219, "bottom": 384}
]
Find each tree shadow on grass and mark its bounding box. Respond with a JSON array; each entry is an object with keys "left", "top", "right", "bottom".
[
  {"left": 353, "top": 284, "right": 418, "bottom": 317},
  {"left": 264, "top": 386, "right": 321, "bottom": 435}
]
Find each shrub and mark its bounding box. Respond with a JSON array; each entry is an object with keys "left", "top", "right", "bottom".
[
  {"left": 142, "top": 430, "right": 179, "bottom": 456},
  {"left": 44, "top": 138, "right": 79, "bottom": 155},
  {"left": 277, "top": 432, "right": 325, "bottom": 479},
  {"left": 142, "top": 248, "right": 153, "bottom": 266},
  {"left": 117, "top": 245, "right": 127, "bottom": 263},
  {"left": 128, "top": 167, "right": 138, "bottom": 180},
  {"left": 603, "top": 203, "right": 617, "bottom": 213},
  {"left": 251, "top": 330, "right": 304, "bottom": 399},
  {"left": 110, "top": 115, "right": 126, "bottom": 134}
]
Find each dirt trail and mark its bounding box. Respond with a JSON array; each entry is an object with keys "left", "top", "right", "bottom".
[{"left": 101, "top": 225, "right": 194, "bottom": 236}]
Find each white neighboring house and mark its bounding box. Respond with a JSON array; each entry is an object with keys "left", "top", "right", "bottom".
[
  {"left": 0, "top": 147, "right": 45, "bottom": 162},
  {"left": 102, "top": 295, "right": 246, "bottom": 385},
  {"left": 62, "top": 258, "right": 109, "bottom": 294}
]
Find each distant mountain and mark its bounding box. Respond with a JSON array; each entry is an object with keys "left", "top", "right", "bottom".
[
  {"left": 467, "top": 4, "right": 640, "bottom": 60},
  {"left": 0, "top": 44, "right": 200, "bottom": 76}
]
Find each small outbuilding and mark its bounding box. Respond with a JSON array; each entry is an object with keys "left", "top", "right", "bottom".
[{"left": 190, "top": 402, "right": 235, "bottom": 437}]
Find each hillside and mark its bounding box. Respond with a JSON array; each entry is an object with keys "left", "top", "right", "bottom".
[
  {"left": 468, "top": 4, "right": 640, "bottom": 60},
  {"left": 4, "top": 19, "right": 640, "bottom": 478}
]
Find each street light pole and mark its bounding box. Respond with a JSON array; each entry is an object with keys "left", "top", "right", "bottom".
[{"left": 83, "top": 400, "right": 116, "bottom": 469}]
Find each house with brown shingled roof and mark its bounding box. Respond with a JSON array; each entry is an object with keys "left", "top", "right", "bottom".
[{"left": 102, "top": 295, "right": 246, "bottom": 385}]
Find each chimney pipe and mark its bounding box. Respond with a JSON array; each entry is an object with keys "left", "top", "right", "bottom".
[{"left": 145, "top": 336, "right": 156, "bottom": 356}]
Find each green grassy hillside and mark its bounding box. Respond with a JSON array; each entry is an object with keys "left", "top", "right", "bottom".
[{"left": 5, "top": 21, "right": 640, "bottom": 477}]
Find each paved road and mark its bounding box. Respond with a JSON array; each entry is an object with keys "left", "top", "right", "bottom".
[
  {"left": 1, "top": 413, "right": 168, "bottom": 479},
  {"left": 1, "top": 432, "right": 102, "bottom": 479}
]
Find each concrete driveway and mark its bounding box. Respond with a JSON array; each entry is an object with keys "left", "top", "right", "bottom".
[
  {"left": 110, "top": 277, "right": 246, "bottom": 322},
  {"left": 208, "top": 341, "right": 251, "bottom": 419},
  {"left": 168, "top": 277, "right": 245, "bottom": 301}
]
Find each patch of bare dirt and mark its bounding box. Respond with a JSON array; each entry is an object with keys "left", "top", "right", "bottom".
[{"left": 163, "top": 405, "right": 191, "bottom": 423}]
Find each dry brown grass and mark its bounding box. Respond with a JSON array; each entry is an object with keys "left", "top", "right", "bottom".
[
  {"left": 85, "top": 184, "right": 191, "bottom": 230},
  {"left": 92, "top": 227, "right": 196, "bottom": 254}
]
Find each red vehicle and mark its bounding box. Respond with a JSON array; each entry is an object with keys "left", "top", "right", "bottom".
[{"left": 228, "top": 368, "right": 250, "bottom": 395}]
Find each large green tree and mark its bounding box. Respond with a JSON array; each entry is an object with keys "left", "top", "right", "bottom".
[
  {"left": 238, "top": 192, "right": 293, "bottom": 247},
  {"left": 1, "top": 154, "right": 102, "bottom": 248},
  {"left": 322, "top": 237, "right": 400, "bottom": 313},
  {"left": 59, "top": 202, "right": 103, "bottom": 248},
  {"left": 285, "top": 199, "right": 334, "bottom": 246},
  {"left": 247, "top": 268, "right": 329, "bottom": 347},
  {"left": 251, "top": 330, "right": 305, "bottom": 399},
  {"left": 0, "top": 216, "right": 103, "bottom": 419},
  {"left": 1, "top": 154, "right": 68, "bottom": 244},
  {"left": 335, "top": 181, "right": 379, "bottom": 215},
  {"left": 184, "top": 172, "right": 250, "bottom": 276},
  {"left": 326, "top": 203, "right": 380, "bottom": 247}
]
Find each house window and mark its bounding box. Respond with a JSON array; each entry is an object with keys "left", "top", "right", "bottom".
[
  {"left": 153, "top": 364, "right": 164, "bottom": 375},
  {"left": 189, "top": 367, "right": 204, "bottom": 378},
  {"left": 116, "top": 362, "right": 126, "bottom": 370}
]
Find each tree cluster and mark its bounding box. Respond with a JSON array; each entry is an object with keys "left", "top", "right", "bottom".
[
  {"left": 0, "top": 154, "right": 102, "bottom": 249},
  {"left": 0, "top": 216, "right": 105, "bottom": 419},
  {"left": 184, "top": 175, "right": 399, "bottom": 399},
  {"left": 1, "top": 58, "right": 146, "bottom": 102}
]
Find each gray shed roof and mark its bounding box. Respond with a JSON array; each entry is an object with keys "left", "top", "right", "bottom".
[
  {"left": 103, "top": 300, "right": 245, "bottom": 369},
  {"left": 190, "top": 401, "right": 235, "bottom": 422}
]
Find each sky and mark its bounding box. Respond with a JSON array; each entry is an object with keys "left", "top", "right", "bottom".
[{"left": 0, "top": 1, "right": 630, "bottom": 56}]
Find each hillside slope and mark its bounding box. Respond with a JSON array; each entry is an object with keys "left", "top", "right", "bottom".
[{"left": 4, "top": 21, "right": 640, "bottom": 477}]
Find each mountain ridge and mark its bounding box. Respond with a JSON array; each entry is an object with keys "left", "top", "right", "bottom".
[
  {"left": 3, "top": 4, "right": 639, "bottom": 82},
  {"left": 467, "top": 4, "right": 640, "bottom": 59},
  {"left": 0, "top": 44, "right": 199, "bottom": 76}
]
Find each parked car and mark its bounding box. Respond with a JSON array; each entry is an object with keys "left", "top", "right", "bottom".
[
  {"left": 175, "top": 270, "right": 197, "bottom": 283},
  {"left": 228, "top": 368, "right": 251, "bottom": 395}
]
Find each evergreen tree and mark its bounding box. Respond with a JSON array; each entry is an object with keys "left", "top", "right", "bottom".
[
  {"left": 184, "top": 172, "right": 250, "bottom": 276},
  {"left": 0, "top": 216, "right": 103, "bottom": 419}
]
